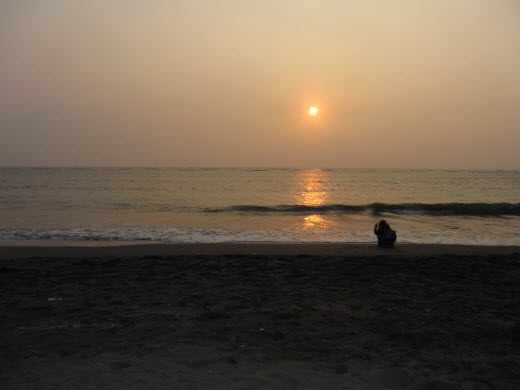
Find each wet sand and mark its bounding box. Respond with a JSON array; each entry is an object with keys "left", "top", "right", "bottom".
[
  {"left": 1, "top": 241, "right": 519, "bottom": 259},
  {"left": 1, "top": 243, "right": 519, "bottom": 389}
]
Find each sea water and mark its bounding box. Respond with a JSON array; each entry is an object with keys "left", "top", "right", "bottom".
[{"left": 1, "top": 167, "right": 519, "bottom": 245}]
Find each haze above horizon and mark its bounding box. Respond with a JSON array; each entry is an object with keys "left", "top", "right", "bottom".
[{"left": 1, "top": 1, "right": 519, "bottom": 169}]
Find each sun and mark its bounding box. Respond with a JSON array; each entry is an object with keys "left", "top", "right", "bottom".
[{"left": 308, "top": 106, "right": 318, "bottom": 116}]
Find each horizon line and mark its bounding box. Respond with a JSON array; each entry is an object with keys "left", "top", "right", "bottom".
[{"left": 0, "top": 165, "right": 519, "bottom": 172}]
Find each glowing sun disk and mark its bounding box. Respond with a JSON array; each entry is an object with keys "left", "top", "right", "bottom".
[{"left": 309, "top": 107, "right": 318, "bottom": 115}]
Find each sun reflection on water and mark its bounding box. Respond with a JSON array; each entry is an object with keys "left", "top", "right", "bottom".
[
  {"left": 294, "top": 169, "right": 335, "bottom": 231},
  {"left": 303, "top": 214, "right": 328, "bottom": 228}
]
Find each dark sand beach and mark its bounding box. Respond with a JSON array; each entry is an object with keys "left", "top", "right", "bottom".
[{"left": 1, "top": 243, "right": 519, "bottom": 389}]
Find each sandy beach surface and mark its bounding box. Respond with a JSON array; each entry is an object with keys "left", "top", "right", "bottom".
[{"left": 1, "top": 242, "right": 519, "bottom": 389}]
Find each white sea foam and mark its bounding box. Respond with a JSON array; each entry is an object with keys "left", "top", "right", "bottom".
[{"left": 0, "top": 227, "right": 518, "bottom": 245}]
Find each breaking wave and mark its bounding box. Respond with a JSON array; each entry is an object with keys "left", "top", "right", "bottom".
[{"left": 204, "top": 203, "right": 520, "bottom": 216}]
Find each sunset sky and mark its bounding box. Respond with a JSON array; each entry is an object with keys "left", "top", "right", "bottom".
[{"left": 1, "top": 1, "right": 519, "bottom": 168}]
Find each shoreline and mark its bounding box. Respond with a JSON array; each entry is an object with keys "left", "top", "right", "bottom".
[{"left": 1, "top": 240, "right": 519, "bottom": 259}]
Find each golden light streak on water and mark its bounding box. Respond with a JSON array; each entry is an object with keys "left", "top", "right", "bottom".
[{"left": 294, "top": 169, "right": 336, "bottom": 231}]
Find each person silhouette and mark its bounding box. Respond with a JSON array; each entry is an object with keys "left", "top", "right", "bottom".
[{"left": 374, "top": 220, "right": 396, "bottom": 248}]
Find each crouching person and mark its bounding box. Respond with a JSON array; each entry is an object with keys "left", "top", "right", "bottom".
[{"left": 374, "top": 220, "right": 397, "bottom": 248}]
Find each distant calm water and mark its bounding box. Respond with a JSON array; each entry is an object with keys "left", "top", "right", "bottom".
[{"left": 1, "top": 167, "right": 519, "bottom": 245}]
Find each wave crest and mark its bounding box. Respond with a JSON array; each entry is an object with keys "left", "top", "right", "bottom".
[{"left": 204, "top": 203, "right": 520, "bottom": 216}]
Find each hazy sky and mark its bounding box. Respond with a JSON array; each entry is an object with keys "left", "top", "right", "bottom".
[{"left": 1, "top": 1, "right": 519, "bottom": 168}]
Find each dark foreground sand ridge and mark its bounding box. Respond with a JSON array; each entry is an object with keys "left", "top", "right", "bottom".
[{"left": 1, "top": 243, "right": 519, "bottom": 389}]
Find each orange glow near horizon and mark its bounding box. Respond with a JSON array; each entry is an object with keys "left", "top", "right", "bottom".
[{"left": 2, "top": 3, "right": 519, "bottom": 169}]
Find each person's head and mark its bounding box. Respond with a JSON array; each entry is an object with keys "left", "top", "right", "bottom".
[{"left": 379, "top": 219, "right": 387, "bottom": 227}]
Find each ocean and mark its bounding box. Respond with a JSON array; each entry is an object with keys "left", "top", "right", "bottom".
[{"left": 1, "top": 167, "right": 519, "bottom": 245}]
